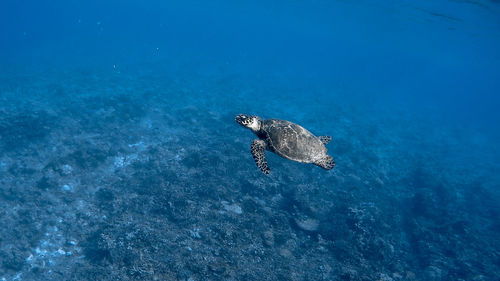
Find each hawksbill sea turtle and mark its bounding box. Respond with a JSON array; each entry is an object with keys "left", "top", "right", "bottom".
[{"left": 235, "top": 114, "right": 335, "bottom": 174}]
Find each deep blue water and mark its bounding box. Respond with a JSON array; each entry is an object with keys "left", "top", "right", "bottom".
[{"left": 0, "top": 1, "right": 499, "bottom": 280}]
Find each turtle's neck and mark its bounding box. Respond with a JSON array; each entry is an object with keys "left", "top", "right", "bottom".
[{"left": 255, "top": 128, "right": 266, "bottom": 140}]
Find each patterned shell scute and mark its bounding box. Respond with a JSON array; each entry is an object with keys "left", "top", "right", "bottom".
[{"left": 262, "top": 119, "right": 326, "bottom": 163}]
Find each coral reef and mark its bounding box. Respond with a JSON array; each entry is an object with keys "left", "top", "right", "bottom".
[{"left": 0, "top": 68, "right": 498, "bottom": 280}]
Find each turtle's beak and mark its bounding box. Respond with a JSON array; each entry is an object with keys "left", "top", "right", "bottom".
[{"left": 235, "top": 114, "right": 248, "bottom": 126}]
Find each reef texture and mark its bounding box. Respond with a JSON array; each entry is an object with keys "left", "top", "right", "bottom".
[{"left": 0, "top": 68, "right": 498, "bottom": 281}]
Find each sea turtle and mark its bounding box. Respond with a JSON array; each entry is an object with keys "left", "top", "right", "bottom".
[{"left": 235, "top": 114, "right": 335, "bottom": 174}]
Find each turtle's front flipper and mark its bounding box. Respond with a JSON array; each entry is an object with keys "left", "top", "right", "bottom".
[
  {"left": 251, "top": 139, "right": 270, "bottom": 175},
  {"left": 315, "top": 155, "right": 335, "bottom": 170},
  {"left": 319, "top": 136, "right": 332, "bottom": 145}
]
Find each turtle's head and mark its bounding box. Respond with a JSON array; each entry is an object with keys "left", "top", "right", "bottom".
[{"left": 235, "top": 114, "right": 262, "bottom": 132}]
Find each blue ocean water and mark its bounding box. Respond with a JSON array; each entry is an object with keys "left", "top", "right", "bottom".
[{"left": 0, "top": 0, "right": 499, "bottom": 280}]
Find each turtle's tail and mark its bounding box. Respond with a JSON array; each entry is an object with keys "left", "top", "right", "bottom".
[{"left": 315, "top": 155, "right": 335, "bottom": 170}]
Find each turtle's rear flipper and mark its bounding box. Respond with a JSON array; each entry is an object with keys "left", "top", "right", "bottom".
[
  {"left": 315, "top": 155, "right": 335, "bottom": 170},
  {"left": 319, "top": 136, "right": 332, "bottom": 145},
  {"left": 251, "top": 139, "right": 270, "bottom": 175}
]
